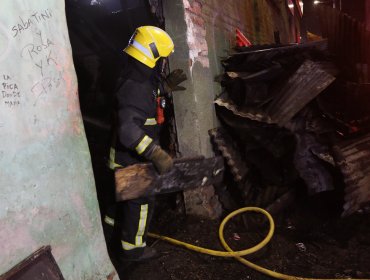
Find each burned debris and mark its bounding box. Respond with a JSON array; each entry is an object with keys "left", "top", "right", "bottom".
[
  {"left": 114, "top": 156, "right": 224, "bottom": 201},
  {"left": 213, "top": 8, "right": 370, "bottom": 217},
  {"left": 333, "top": 134, "right": 370, "bottom": 216}
]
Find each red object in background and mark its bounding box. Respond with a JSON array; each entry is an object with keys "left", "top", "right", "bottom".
[
  {"left": 287, "top": 0, "right": 295, "bottom": 15},
  {"left": 295, "top": 27, "right": 301, "bottom": 43},
  {"left": 156, "top": 97, "right": 165, "bottom": 124},
  {"left": 350, "top": 126, "right": 360, "bottom": 133},
  {"left": 287, "top": 0, "right": 303, "bottom": 17},
  {"left": 236, "top": 28, "right": 252, "bottom": 47},
  {"left": 295, "top": 0, "right": 303, "bottom": 17}
]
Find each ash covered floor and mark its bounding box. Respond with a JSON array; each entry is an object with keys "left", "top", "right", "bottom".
[{"left": 113, "top": 194, "right": 370, "bottom": 280}]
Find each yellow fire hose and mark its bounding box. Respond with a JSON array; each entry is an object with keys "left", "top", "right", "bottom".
[{"left": 148, "top": 207, "right": 369, "bottom": 280}]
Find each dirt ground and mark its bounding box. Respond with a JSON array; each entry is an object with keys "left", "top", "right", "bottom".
[
  {"left": 110, "top": 193, "right": 370, "bottom": 280},
  {"left": 84, "top": 122, "right": 370, "bottom": 280}
]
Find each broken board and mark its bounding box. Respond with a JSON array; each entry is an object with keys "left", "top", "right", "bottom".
[
  {"left": 115, "top": 156, "right": 224, "bottom": 201},
  {"left": 0, "top": 246, "right": 64, "bottom": 280}
]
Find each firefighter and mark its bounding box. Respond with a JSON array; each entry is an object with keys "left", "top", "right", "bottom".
[{"left": 104, "top": 26, "right": 186, "bottom": 262}]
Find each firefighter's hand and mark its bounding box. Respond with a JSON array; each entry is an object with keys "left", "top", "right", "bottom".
[
  {"left": 163, "top": 69, "right": 187, "bottom": 92},
  {"left": 147, "top": 145, "right": 174, "bottom": 174}
]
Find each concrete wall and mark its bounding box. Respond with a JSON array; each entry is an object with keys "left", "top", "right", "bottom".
[
  {"left": 0, "top": 1, "right": 117, "bottom": 279},
  {"left": 164, "top": 0, "right": 293, "bottom": 158},
  {"left": 163, "top": 0, "right": 293, "bottom": 217},
  {"left": 163, "top": 0, "right": 214, "bottom": 158}
]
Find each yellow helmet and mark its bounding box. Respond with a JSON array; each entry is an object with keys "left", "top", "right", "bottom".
[{"left": 124, "top": 26, "right": 174, "bottom": 68}]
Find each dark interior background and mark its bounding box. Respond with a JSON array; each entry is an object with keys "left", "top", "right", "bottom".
[
  {"left": 65, "top": 0, "right": 167, "bottom": 217},
  {"left": 65, "top": 0, "right": 162, "bottom": 120}
]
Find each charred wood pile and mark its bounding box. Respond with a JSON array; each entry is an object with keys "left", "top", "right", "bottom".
[{"left": 212, "top": 10, "right": 370, "bottom": 217}]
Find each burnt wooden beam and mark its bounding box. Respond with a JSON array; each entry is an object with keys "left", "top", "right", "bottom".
[{"left": 115, "top": 156, "right": 224, "bottom": 201}]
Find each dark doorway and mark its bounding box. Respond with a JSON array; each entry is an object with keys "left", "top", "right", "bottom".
[
  {"left": 64, "top": 0, "right": 167, "bottom": 238},
  {"left": 65, "top": 0, "right": 163, "bottom": 119}
]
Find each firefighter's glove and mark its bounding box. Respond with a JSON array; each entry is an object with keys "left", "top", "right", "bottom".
[
  {"left": 163, "top": 69, "right": 187, "bottom": 92},
  {"left": 146, "top": 145, "right": 174, "bottom": 174}
]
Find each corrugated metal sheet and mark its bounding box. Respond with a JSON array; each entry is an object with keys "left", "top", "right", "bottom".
[
  {"left": 267, "top": 59, "right": 335, "bottom": 125},
  {"left": 209, "top": 128, "right": 249, "bottom": 182},
  {"left": 215, "top": 59, "right": 335, "bottom": 127},
  {"left": 333, "top": 133, "right": 370, "bottom": 217},
  {"left": 214, "top": 96, "right": 273, "bottom": 123}
]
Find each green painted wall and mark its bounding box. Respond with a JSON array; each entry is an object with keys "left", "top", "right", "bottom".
[{"left": 0, "top": 1, "right": 117, "bottom": 279}]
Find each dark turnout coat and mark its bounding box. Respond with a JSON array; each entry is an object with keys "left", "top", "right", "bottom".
[{"left": 108, "top": 63, "right": 160, "bottom": 168}]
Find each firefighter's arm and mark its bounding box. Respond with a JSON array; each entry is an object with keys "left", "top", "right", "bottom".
[{"left": 117, "top": 106, "right": 173, "bottom": 174}]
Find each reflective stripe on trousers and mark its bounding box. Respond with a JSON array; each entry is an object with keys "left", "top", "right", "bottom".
[
  {"left": 122, "top": 204, "right": 149, "bottom": 251},
  {"left": 108, "top": 147, "right": 123, "bottom": 170},
  {"left": 104, "top": 215, "right": 115, "bottom": 227}
]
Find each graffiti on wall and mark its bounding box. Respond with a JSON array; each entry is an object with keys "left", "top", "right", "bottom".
[
  {"left": 0, "top": 1, "right": 116, "bottom": 278},
  {"left": 0, "top": 8, "right": 69, "bottom": 109}
]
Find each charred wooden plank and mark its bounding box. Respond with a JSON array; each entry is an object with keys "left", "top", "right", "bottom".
[
  {"left": 333, "top": 133, "right": 370, "bottom": 216},
  {"left": 115, "top": 156, "right": 224, "bottom": 201}
]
